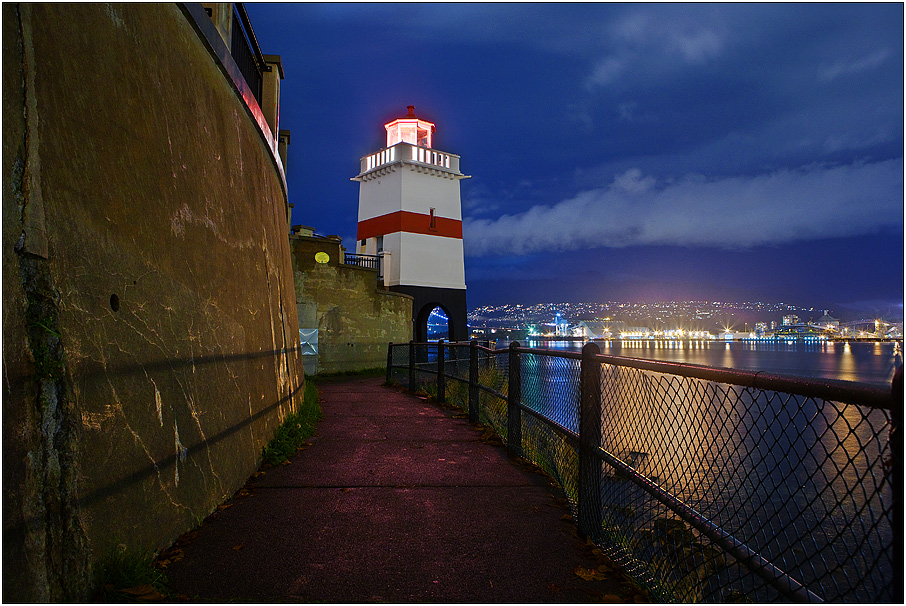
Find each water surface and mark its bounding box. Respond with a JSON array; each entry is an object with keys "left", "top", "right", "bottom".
[{"left": 517, "top": 339, "right": 902, "bottom": 386}]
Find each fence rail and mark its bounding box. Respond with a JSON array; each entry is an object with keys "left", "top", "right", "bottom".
[
  {"left": 230, "top": 3, "right": 265, "bottom": 104},
  {"left": 386, "top": 340, "right": 900, "bottom": 603},
  {"left": 342, "top": 253, "right": 380, "bottom": 271}
]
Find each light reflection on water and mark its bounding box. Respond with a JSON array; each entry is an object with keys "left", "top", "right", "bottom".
[
  {"left": 507, "top": 340, "right": 896, "bottom": 601},
  {"left": 517, "top": 339, "right": 902, "bottom": 385}
]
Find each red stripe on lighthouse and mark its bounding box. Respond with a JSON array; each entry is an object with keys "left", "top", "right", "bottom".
[{"left": 357, "top": 211, "right": 463, "bottom": 240}]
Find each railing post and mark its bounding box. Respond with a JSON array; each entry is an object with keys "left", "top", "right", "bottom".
[
  {"left": 507, "top": 341, "right": 522, "bottom": 456},
  {"left": 382, "top": 251, "right": 392, "bottom": 287},
  {"left": 408, "top": 340, "right": 415, "bottom": 392},
  {"left": 578, "top": 342, "right": 604, "bottom": 540},
  {"left": 386, "top": 342, "right": 393, "bottom": 385},
  {"left": 893, "top": 365, "right": 903, "bottom": 603},
  {"left": 437, "top": 339, "right": 446, "bottom": 403},
  {"left": 469, "top": 339, "right": 479, "bottom": 423}
]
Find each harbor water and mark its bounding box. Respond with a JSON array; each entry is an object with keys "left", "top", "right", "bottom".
[{"left": 516, "top": 338, "right": 902, "bottom": 386}]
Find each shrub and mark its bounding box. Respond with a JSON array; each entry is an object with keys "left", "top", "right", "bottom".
[
  {"left": 262, "top": 380, "right": 321, "bottom": 466},
  {"left": 94, "top": 546, "right": 168, "bottom": 602}
]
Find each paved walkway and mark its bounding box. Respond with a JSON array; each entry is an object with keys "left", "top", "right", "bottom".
[{"left": 163, "top": 377, "right": 644, "bottom": 603}]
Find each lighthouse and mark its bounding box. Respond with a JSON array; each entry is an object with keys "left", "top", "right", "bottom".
[{"left": 352, "top": 106, "right": 469, "bottom": 342}]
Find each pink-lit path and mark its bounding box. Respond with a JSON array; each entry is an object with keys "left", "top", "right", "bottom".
[{"left": 163, "top": 376, "right": 639, "bottom": 602}]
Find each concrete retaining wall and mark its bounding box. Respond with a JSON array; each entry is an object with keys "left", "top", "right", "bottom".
[
  {"left": 291, "top": 236, "right": 412, "bottom": 374},
  {"left": 2, "top": 4, "right": 303, "bottom": 600}
]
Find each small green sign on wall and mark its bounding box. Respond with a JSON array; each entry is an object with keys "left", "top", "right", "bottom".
[{"left": 314, "top": 252, "right": 330, "bottom": 264}]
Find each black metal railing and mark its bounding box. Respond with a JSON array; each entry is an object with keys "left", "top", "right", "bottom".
[
  {"left": 386, "top": 340, "right": 900, "bottom": 603},
  {"left": 230, "top": 3, "right": 266, "bottom": 105},
  {"left": 342, "top": 253, "right": 380, "bottom": 271}
]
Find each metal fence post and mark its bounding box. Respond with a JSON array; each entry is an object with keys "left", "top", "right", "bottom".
[
  {"left": 893, "top": 365, "right": 903, "bottom": 603},
  {"left": 437, "top": 339, "right": 446, "bottom": 403},
  {"left": 408, "top": 340, "right": 415, "bottom": 392},
  {"left": 507, "top": 341, "right": 522, "bottom": 456},
  {"left": 578, "top": 341, "right": 603, "bottom": 540},
  {"left": 386, "top": 342, "right": 393, "bottom": 384},
  {"left": 469, "top": 339, "right": 479, "bottom": 423}
]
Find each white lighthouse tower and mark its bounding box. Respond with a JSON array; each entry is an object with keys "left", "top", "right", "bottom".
[{"left": 352, "top": 106, "right": 469, "bottom": 342}]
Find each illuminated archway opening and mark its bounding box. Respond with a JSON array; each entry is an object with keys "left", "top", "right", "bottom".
[
  {"left": 414, "top": 303, "right": 456, "bottom": 343},
  {"left": 426, "top": 306, "right": 450, "bottom": 341}
]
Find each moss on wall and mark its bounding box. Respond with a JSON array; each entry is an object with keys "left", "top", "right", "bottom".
[
  {"left": 290, "top": 236, "right": 412, "bottom": 374},
  {"left": 2, "top": 4, "right": 303, "bottom": 600}
]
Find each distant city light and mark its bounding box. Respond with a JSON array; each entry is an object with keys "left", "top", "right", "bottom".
[
  {"left": 466, "top": 300, "right": 903, "bottom": 343},
  {"left": 427, "top": 306, "right": 449, "bottom": 340}
]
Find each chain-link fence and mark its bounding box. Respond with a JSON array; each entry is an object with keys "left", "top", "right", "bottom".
[{"left": 386, "top": 340, "right": 900, "bottom": 603}]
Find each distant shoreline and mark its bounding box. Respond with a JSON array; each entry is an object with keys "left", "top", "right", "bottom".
[{"left": 502, "top": 336, "right": 905, "bottom": 343}]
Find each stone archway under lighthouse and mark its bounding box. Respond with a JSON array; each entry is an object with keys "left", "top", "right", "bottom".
[{"left": 407, "top": 289, "right": 469, "bottom": 343}]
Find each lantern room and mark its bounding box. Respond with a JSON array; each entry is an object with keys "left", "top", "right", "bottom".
[{"left": 385, "top": 105, "right": 435, "bottom": 149}]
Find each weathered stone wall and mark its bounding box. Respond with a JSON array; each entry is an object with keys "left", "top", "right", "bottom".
[
  {"left": 2, "top": 4, "right": 303, "bottom": 601},
  {"left": 291, "top": 236, "right": 412, "bottom": 374}
]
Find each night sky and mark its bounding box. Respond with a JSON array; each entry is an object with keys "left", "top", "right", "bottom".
[{"left": 245, "top": 3, "right": 904, "bottom": 315}]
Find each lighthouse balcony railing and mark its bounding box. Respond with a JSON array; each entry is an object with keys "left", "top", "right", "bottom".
[{"left": 362, "top": 143, "right": 460, "bottom": 174}]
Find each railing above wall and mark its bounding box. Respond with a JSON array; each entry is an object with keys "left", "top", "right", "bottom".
[
  {"left": 179, "top": 3, "right": 286, "bottom": 200},
  {"left": 342, "top": 253, "right": 380, "bottom": 272},
  {"left": 230, "top": 3, "right": 267, "bottom": 105}
]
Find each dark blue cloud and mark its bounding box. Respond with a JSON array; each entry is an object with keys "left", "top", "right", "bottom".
[{"left": 466, "top": 160, "right": 903, "bottom": 254}]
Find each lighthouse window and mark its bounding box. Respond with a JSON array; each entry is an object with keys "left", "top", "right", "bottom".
[
  {"left": 429, "top": 208, "right": 436, "bottom": 229},
  {"left": 417, "top": 128, "right": 429, "bottom": 147},
  {"left": 401, "top": 124, "right": 416, "bottom": 145},
  {"left": 386, "top": 124, "right": 399, "bottom": 146}
]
